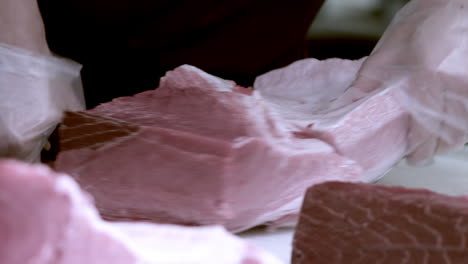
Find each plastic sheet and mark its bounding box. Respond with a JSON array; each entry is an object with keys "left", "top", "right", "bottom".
[
  {"left": 0, "top": 43, "right": 85, "bottom": 162},
  {"left": 348, "top": 0, "right": 468, "bottom": 165}
]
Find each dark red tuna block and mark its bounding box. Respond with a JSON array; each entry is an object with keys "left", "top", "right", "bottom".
[
  {"left": 55, "top": 65, "right": 363, "bottom": 232},
  {"left": 293, "top": 181, "right": 468, "bottom": 264}
]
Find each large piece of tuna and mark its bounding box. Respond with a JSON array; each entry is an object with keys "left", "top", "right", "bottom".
[
  {"left": 254, "top": 58, "right": 409, "bottom": 181},
  {"left": 55, "top": 64, "right": 364, "bottom": 232},
  {"left": 0, "top": 159, "right": 281, "bottom": 264},
  {"left": 292, "top": 181, "right": 468, "bottom": 264}
]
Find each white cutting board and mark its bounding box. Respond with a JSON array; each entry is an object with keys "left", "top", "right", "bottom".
[{"left": 239, "top": 150, "right": 468, "bottom": 263}]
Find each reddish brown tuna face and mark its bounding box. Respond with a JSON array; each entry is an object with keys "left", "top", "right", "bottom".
[{"left": 292, "top": 181, "right": 468, "bottom": 264}]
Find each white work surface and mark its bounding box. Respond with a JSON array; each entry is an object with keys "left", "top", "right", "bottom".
[{"left": 239, "top": 150, "right": 468, "bottom": 263}]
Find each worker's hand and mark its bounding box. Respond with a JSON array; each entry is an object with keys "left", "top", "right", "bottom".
[
  {"left": 348, "top": 0, "right": 468, "bottom": 165},
  {"left": 0, "top": 0, "right": 85, "bottom": 161}
]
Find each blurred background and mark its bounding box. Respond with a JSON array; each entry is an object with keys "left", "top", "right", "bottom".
[{"left": 307, "top": 0, "right": 409, "bottom": 59}]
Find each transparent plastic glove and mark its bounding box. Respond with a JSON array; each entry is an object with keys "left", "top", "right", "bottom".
[
  {"left": 0, "top": 43, "right": 85, "bottom": 162},
  {"left": 349, "top": 0, "right": 468, "bottom": 165}
]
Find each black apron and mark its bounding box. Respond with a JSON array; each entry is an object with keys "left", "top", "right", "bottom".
[{"left": 38, "top": 0, "right": 325, "bottom": 108}]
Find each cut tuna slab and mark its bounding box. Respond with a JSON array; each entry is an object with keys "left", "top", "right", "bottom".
[
  {"left": 254, "top": 58, "right": 410, "bottom": 181},
  {"left": 0, "top": 159, "right": 282, "bottom": 264},
  {"left": 55, "top": 65, "right": 364, "bottom": 232},
  {"left": 292, "top": 181, "right": 468, "bottom": 264}
]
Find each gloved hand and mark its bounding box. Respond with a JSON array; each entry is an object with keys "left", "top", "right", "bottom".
[
  {"left": 349, "top": 0, "right": 468, "bottom": 165},
  {"left": 0, "top": 0, "right": 85, "bottom": 162}
]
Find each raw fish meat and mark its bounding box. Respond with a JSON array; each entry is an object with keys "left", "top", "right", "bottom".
[
  {"left": 55, "top": 64, "right": 365, "bottom": 232},
  {"left": 292, "top": 181, "right": 468, "bottom": 264},
  {"left": 0, "top": 159, "right": 281, "bottom": 264},
  {"left": 254, "top": 58, "right": 409, "bottom": 181}
]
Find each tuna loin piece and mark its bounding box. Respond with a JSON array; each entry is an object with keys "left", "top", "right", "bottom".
[
  {"left": 254, "top": 58, "right": 410, "bottom": 182},
  {"left": 292, "top": 181, "right": 468, "bottom": 264},
  {"left": 0, "top": 159, "right": 282, "bottom": 264},
  {"left": 55, "top": 65, "right": 363, "bottom": 232}
]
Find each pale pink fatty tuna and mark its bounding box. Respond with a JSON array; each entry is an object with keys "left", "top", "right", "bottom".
[
  {"left": 254, "top": 58, "right": 410, "bottom": 182},
  {"left": 0, "top": 159, "right": 282, "bottom": 264},
  {"left": 55, "top": 64, "right": 366, "bottom": 232}
]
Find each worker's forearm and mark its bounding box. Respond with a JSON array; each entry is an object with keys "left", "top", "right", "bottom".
[{"left": 0, "top": 0, "right": 49, "bottom": 54}]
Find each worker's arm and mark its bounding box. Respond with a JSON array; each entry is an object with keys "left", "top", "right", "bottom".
[
  {"left": 349, "top": 0, "right": 468, "bottom": 165},
  {"left": 0, "top": 0, "right": 49, "bottom": 54}
]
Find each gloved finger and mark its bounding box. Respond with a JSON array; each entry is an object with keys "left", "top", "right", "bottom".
[
  {"left": 405, "top": 127, "right": 438, "bottom": 166},
  {"left": 433, "top": 75, "right": 468, "bottom": 154},
  {"left": 400, "top": 70, "right": 468, "bottom": 164},
  {"left": 399, "top": 73, "right": 440, "bottom": 166}
]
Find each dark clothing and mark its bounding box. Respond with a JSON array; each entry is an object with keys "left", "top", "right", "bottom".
[{"left": 38, "top": 0, "right": 325, "bottom": 108}]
